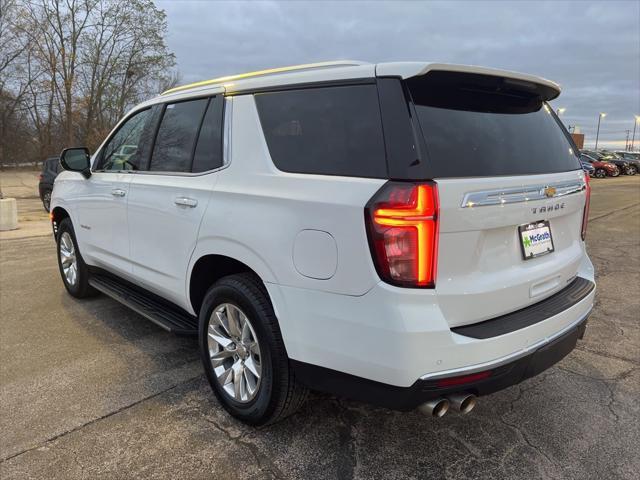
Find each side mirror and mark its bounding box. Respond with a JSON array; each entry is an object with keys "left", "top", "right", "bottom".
[{"left": 60, "top": 147, "right": 91, "bottom": 178}]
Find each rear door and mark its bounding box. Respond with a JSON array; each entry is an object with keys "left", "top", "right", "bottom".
[
  {"left": 127, "top": 94, "right": 225, "bottom": 309},
  {"left": 401, "top": 72, "right": 586, "bottom": 326}
]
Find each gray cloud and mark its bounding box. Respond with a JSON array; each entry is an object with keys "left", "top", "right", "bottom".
[{"left": 157, "top": 0, "right": 640, "bottom": 149}]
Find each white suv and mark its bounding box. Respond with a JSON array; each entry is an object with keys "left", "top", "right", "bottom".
[{"left": 51, "top": 61, "right": 595, "bottom": 425}]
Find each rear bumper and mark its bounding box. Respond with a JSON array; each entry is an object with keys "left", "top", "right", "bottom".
[{"left": 292, "top": 314, "right": 588, "bottom": 411}]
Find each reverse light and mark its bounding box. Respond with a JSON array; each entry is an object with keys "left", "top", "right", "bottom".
[
  {"left": 581, "top": 172, "right": 590, "bottom": 241},
  {"left": 365, "top": 182, "right": 439, "bottom": 288}
]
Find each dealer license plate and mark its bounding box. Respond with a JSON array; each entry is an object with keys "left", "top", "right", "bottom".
[{"left": 518, "top": 220, "right": 555, "bottom": 260}]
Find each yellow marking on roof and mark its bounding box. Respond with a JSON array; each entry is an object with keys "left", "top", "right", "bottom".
[{"left": 161, "top": 61, "right": 362, "bottom": 96}]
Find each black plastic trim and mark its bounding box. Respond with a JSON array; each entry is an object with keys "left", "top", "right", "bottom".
[
  {"left": 88, "top": 268, "right": 198, "bottom": 335},
  {"left": 229, "top": 77, "right": 375, "bottom": 96},
  {"left": 291, "top": 316, "right": 588, "bottom": 411},
  {"left": 451, "top": 276, "right": 594, "bottom": 339}
]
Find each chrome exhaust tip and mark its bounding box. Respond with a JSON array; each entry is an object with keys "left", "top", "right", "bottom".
[
  {"left": 417, "top": 398, "right": 450, "bottom": 417},
  {"left": 447, "top": 393, "right": 477, "bottom": 414}
]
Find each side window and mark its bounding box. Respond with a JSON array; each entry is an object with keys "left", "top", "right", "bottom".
[
  {"left": 254, "top": 85, "right": 387, "bottom": 178},
  {"left": 98, "top": 109, "right": 151, "bottom": 171},
  {"left": 149, "top": 98, "right": 208, "bottom": 173},
  {"left": 192, "top": 96, "right": 224, "bottom": 172}
]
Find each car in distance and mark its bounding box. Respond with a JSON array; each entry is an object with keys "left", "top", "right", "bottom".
[
  {"left": 580, "top": 160, "right": 595, "bottom": 176},
  {"left": 50, "top": 61, "right": 595, "bottom": 425},
  {"left": 584, "top": 150, "right": 631, "bottom": 175},
  {"left": 581, "top": 153, "right": 619, "bottom": 178},
  {"left": 613, "top": 151, "right": 640, "bottom": 174},
  {"left": 38, "top": 156, "right": 61, "bottom": 212}
]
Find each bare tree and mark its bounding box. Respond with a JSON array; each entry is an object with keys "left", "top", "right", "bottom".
[{"left": 0, "top": 0, "right": 177, "bottom": 167}]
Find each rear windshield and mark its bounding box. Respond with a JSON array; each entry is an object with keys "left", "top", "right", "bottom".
[{"left": 406, "top": 72, "right": 581, "bottom": 178}]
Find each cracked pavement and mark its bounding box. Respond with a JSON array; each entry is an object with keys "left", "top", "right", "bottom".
[{"left": 1, "top": 177, "right": 639, "bottom": 479}]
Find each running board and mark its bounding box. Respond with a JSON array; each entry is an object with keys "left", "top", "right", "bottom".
[{"left": 89, "top": 274, "right": 198, "bottom": 335}]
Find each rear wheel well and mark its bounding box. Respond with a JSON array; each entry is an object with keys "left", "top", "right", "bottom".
[
  {"left": 190, "top": 255, "right": 256, "bottom": 315},
  {"left": 50, "top": 207, "right": 70, "bottom": 237}
]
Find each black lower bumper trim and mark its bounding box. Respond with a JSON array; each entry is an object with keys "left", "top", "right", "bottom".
[
  {"left": 291, "top": 316, "right": 588, "bottom": 411},
  {"left": 451, "top": 277, "right": 594, "bottom": 339}
]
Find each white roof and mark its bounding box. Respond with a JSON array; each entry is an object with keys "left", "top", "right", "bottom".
[{"left": 145, "top": 60, "right": 560, "bottom": 106}]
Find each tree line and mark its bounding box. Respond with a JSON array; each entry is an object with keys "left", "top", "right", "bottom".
[{"left": 0, "top": 0, "right": 179, "bottom": 167}]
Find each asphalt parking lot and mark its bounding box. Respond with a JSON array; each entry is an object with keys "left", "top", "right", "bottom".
[{"left": 1, "top": 175, "right": 639, "bottom": 479}]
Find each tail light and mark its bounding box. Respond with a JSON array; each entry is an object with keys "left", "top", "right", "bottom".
[
  {"left": 365, "top": 182, "right": 439, "bottom": 288},
  {"left": 581, "top": 172, "right": 591, "bottom": 240}
]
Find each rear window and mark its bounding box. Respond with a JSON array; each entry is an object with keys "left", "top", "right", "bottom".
[
  {"left": 406, "top": 72, "right": 581, "bottom": 178},
  {"left": 150, "top": 98, "right": 208, "bottom": 173},
  {"left": 255, "top": 84, "right": 387, "bottom": 178}
]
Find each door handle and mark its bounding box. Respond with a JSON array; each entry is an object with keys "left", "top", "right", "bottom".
[
  {"left": 174, "top": 197, "right": 198, "bottom": 208},
  {"left": 111, "top": 189, "right": 126, "bottom": 197}
]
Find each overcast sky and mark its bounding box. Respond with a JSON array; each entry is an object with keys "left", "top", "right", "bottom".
[{"left": 157, "top": 0, "right": 639, "bottom": 149}]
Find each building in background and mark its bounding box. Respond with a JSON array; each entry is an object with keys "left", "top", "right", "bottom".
[{"left": 571, "top": 133, "right": 585, "bottom": 149}]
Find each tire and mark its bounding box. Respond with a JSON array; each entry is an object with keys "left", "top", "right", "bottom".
[
  {"left": 56, "top": 218, "right": 98, "bottom": 298},
  {"left": 627, "top": 166, "right": 637, "bottom": 176},
  {"left": 199, "top": 273, "right": 308, "bottom": 425},
  {"left": 611, "top": 167, "right": 620, "bottom": 177},
  {"left": 42, "top": 190, "right": 52, "bottom": 212},
  {"left": 595, "top": 168, "right": 606, "bottom": 178}
]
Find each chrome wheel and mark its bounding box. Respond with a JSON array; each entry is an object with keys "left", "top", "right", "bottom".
[
  {"left": 59, "top": 232, "right": 78, "bottom": 286},
  {"left": 207, "top": 303, "right": 262, "bottom": 403}
]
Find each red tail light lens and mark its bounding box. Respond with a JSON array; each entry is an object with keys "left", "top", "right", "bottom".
[
  {"left": 581, "top": 172, "right": 590, "bottom": 241},
  {"left": 436, "top": 370, "right": 492, "bottom": 388},
  {"left": 365, "top": 182, "right": 439, "bottom": 288}
]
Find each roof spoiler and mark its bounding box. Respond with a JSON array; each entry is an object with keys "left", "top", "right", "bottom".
[{"left": 376, "top": 62, "right": 561, "bottom": 101}]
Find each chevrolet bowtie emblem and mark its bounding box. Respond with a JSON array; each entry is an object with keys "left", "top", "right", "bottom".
[{"left": 543, "top": 186, "right": 557, "bottom": 198}]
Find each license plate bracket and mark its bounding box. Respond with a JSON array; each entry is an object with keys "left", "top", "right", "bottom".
[{"left": 518, "top": 220, "right": 555, "bottom": 260}]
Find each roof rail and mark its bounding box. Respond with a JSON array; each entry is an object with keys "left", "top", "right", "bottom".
[{"left": 161, "top": 60, "right": 368, "bottom": 96}]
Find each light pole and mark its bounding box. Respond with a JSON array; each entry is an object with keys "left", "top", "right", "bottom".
[
  {"left": 595, "top": 113, "right": 606, "bottom": 150},
  {"left": 556, "top": 108, "right": 566, "bottom": 127},
  {"left": 632, "top": 115, "right": 640, "bottom": 151}
]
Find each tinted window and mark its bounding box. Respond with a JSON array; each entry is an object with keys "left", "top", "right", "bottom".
[
  {"left": 150, "top": 98, "right": 208, "bottom": 172},
  {"left": 255, "top": 85, "right": 387, "bottom": 178},
  {"left": 406, "top": 74, "right": 580, "bottom": 178},
  {"left": 192, "top": 96, "right": 224, "bottom": 172},
  {"left": 99, "top": 109, "right": 151, "bottom": 171}
]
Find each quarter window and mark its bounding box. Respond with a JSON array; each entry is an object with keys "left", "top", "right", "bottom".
[{"left": 255, "top": 85, "right": 387, "bottom": 178}]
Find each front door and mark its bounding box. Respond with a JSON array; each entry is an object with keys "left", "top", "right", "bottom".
[{"left": 75, "top": 108, "right": 153, "bottom": 277}]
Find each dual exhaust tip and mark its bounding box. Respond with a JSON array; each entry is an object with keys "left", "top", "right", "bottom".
[{"left": 418, "top": 393, "right": 477, "bottom": 417}]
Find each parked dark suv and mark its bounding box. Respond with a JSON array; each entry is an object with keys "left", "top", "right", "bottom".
[
  {"left": 613, "top": 151, "right": 640, "bottom": 174},
  {"left": 39, "top": 156, "right": 61, "bottom": 212}
]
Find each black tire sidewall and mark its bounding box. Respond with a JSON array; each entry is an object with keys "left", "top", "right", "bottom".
[
  {"left": 43, "top": 190, "right": 51, "bottom": 212},
  {"left": 198, "top": 279, "right": 280, "bottom": 424},
  {"left": 56, "top": 218, "right": 92, "bottom": 297}
]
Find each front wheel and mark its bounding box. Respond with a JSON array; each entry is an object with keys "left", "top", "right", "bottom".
[
  {"left": 56, "top": 218, "right": 98, "bottom": 298},
  {"left": 611, "top": 167, "right": 620, "bottom": 177},
  {"left": 199, "top": 273, "right": 308, "bottom": 425},
  {"left": 595, "top": 168, "right": 607, "bottom": 178}
]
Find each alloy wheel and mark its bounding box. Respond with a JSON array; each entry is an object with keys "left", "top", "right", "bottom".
[
  {"left": 43, "top": 191, "right": 51, "bottom": 212},
  {"left": 207, "top": 303, "right": 262, "bottom": 403},
  {"left": 59, "top": 232, "right": 78, "bottom": 286}
]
